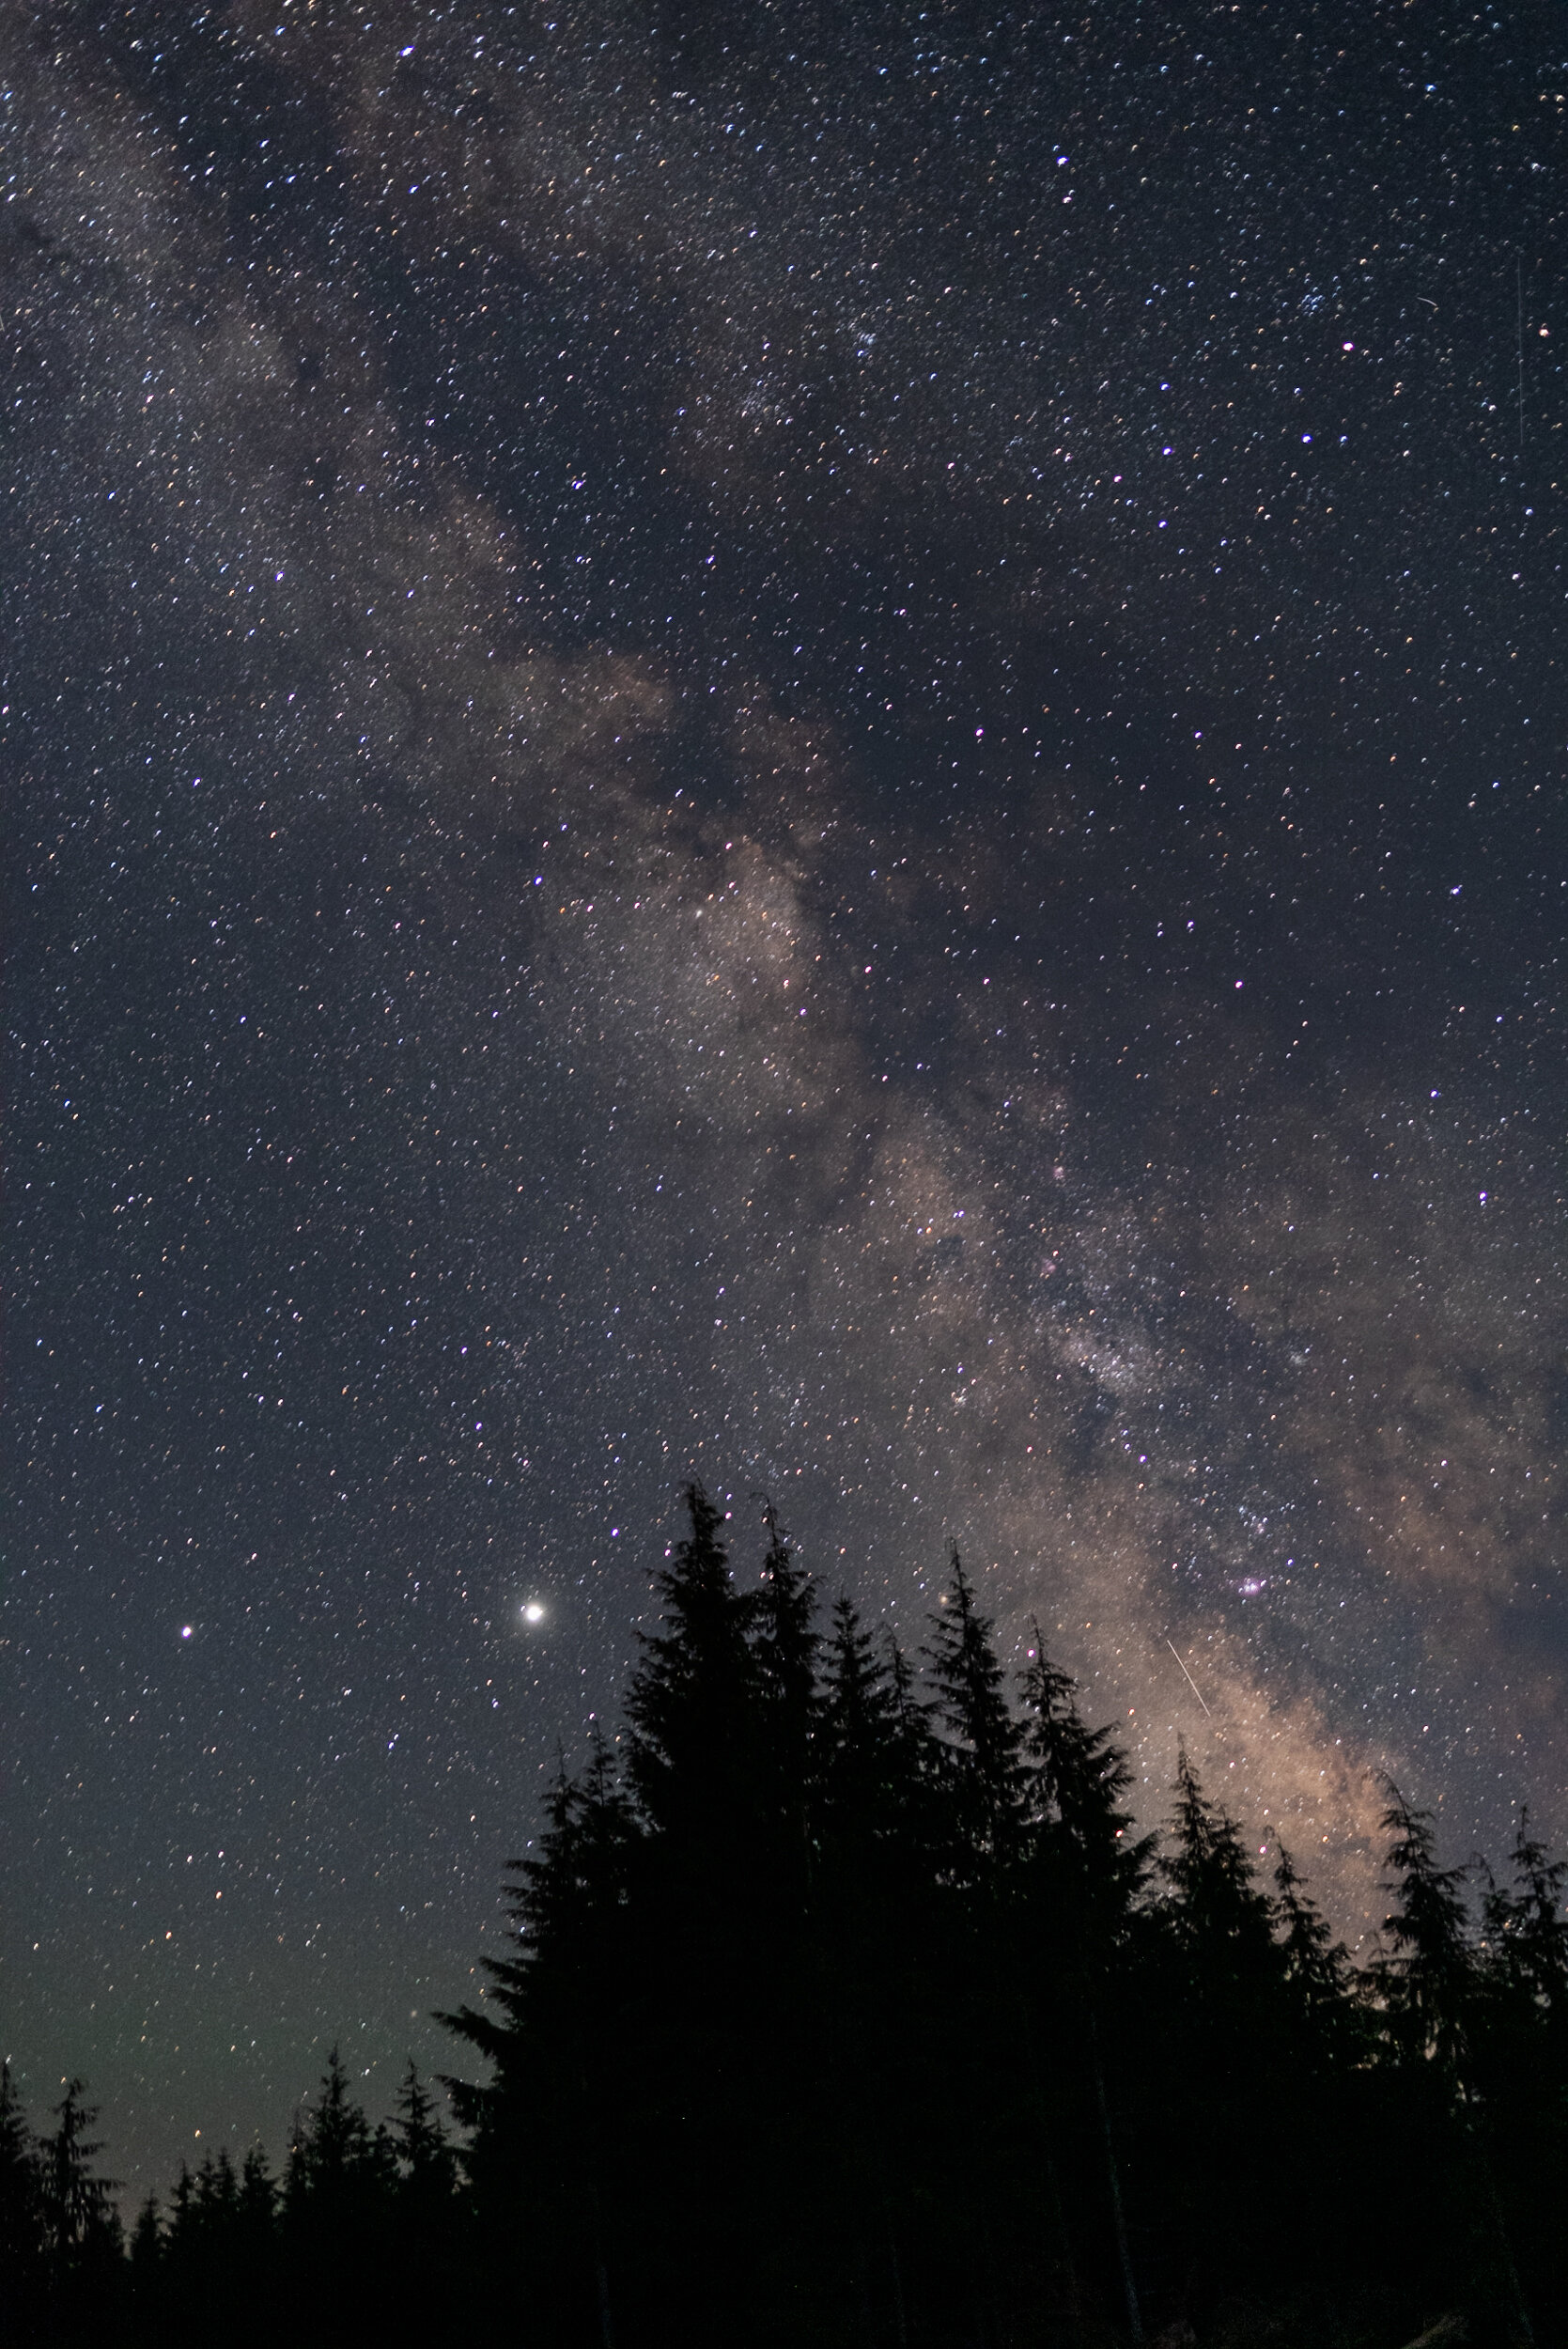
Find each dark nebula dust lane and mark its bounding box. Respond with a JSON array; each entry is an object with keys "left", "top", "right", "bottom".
[{"left": 4, "top": 0, "right": 1566, "bottom": 2189}]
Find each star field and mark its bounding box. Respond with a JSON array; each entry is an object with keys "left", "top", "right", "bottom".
[{"left": 4, "top": 0, "right": 1567, "bottom": 2194}]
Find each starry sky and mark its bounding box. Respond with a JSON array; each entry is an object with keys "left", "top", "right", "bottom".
[{"left": 5, "top": 0, "right": 1566, "bottom": 2195}]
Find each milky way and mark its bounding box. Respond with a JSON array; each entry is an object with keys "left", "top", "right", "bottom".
[{"left": 5, "top": 0, "right": 1566, "bottom": 2190}]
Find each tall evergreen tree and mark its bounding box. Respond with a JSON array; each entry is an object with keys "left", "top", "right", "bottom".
[
  {"left": 820, "top": 1594, "right": 897, "bottom": 1826},
  {"left": 1471, "top": 1812, "right": 1568, "bottom": 2345},
  {"left": 1272, "top": 1839, "right": 1358, "bottom": 2042},
  {"left": 287, "top": 2049, "right": 374, "bottom": 2205},
  {"left": 41, "top": 2077, "right": 118, "bottom": 2273},
  {"left": 238, "top": 2142, "right": 277, "bottom": 2237},
  {"left": 1375, "top": 1780, "right": 1475, "bottom": 2072},
  {"left": 0, "top": 2061, "right": 42, "bottom": 2275},
  {"left": 1159, "top": 1747, "right": 1280, "bottom": 1988},
  {"left": 1482, "top": 1809, "right": 1568, "bottom": 2015},
  {"left": 129, "top": 2192, "right": 163, "bottom": 2277},
  {"left": 444, "top": 1732, "right": 638, "bottom": 2157},
  {"left": 753, "top": 1495, "right": 820, "bottom": 1889},
  {"left": 624, "top": 1481, "right": 762, "bottom": 1854},
  {"left": 1019, "top": 1625, "right": 1152, "bottom": 1948},
  {"left": 0, "top": 2061, "right": 46, "bottom": 2335},
  {"left": 284, "top": 2046, "right": 397, "bottom": 2264},
  {"left": 1016, "top": 1631, "right": 1151, "bottom": 2342},
  {"left": 1373, "top": 1783, "right": 1543, "bottom": 2345},
  {"left": 921, "top": 1547, "right": 1025, "bottom": 1879}
]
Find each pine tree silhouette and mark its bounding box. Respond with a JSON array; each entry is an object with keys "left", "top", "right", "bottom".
[
  {"left": 1272, "top": 1839, "right": 1358, "bottom": 2051},
  {"left": 392, "top": 2061, "right": 458, "bottom": 2201},
  {"left": 1483, "top": 1808, "right": 1568, "bottom": 2015},
  {"left": 287, "top": 2047, "right": 377, "bottom": 2204},
  {"left": 1376, "top": 1779, "right": 1475, "bottom": 2072},
  {"left": 1020, "top": 1621, "right": 1153, "bottom": 1948},
  {"left": 921, "top": 1546, "right": 1025, "bottom": 1881},
  {"left": 238, "top": 2141, "right": 277, "bottom": 2237},
  {"left": 820, "top": 1594, "right": 896, "bottom": 1827},
  {"left": 0, "top": 2061, "right": 41, "bottom": 2262},
  {"left": 1472, "top": 1812, "right": 1568, "bottom": 2343},
  {"left": 41, "top": 2078, "right": 118, "bottom": 2272},
  {"left": 129, "top": 2191, "right": 163, "bottom": 2275},
  {"left": 752, "top": 1494, "right": 820, "bottom": 1896},
  {"left": 624, "top": 1482, "right": 763, "bottom": 1855},
  {"left": 1160, "top": 1746, "right": 1279, "bottom": 1983},
  {"left": 1017, "top": 1626, "right": 1152, "bottom": 2342},
  {"left": 0, "top": 2062, "right": 45, "bottom": 2328}
]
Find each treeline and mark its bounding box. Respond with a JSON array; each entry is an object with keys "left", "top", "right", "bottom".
[
  {"left": 0, "top": 2049, "right": 462, "bottom": 2345},
  {"left": 8, "top": 1486, "right": 1567, "bottom": 2348}
]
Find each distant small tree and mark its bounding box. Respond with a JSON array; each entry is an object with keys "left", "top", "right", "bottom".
[
  {"left": 239, "top": 2141, "right": 277, "bottom": 2235},
  {"left": 195, "top": 2143, "right": 240, "bottom": 2227},
  {"left": 392, "top": 2061, "right": 459, "bottom": 2203},
  {"left": 129, "top": 2191, "right": 163, "bottom": 2277},
  {"left": 286, "top": 2048, "right": 396, "bottom": 2218}
]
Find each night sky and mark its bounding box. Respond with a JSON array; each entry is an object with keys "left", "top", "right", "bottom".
[{"left": 6, "top": 0, "right": 1566, "bottom": 2197}]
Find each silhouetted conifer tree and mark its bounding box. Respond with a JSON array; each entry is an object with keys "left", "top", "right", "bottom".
[
  {"left": 624, "top": 1480, "right": 762, "bottom": 1854},
  {"left": 287, "top": 2047, "right": 383, "bottom": 2206},
  {"left": 0, "top": 2062, "right": 45, "bottom": 2332},
  {"left": 283, "top": 2045, "right": 397, "bottom": 2326},
  {"left": 811, "top": 1596, "right": 933, "bottom": 2342},
  {"left": 129, "top": 2192, "right": 162, "bottom": 2274},
  {"left": 1020, "top": 1624, "right": 1153, "bottom": 1947},
  {"left": 443, "top": 1723, "right": 638, "bottom": 2343},
  {"left": 921, "top": 1547, "right": 1025, "bottom": 1881},
  {"left": 0, "top": 2061, "right": 41, "bottom": 2264},
  {"left": 1375, "top": 1780, "right": 1475, "bottom": 2072},
  {"left": 238, "top": 2141, "right": 277, "bottom": 2236},
  {"left": 820, "top": 1594, "right": 897, "bottom": 1834},
  {"left": 1160, "top": 1748, "right": 1279, "bottom": 1982},
  {"left": 1271, "top": 1839, "right": 1358, "bottom": 2046},
  {"left": 41, "top": 2078, "right": 119, "bottom": 2273},
  {"left": 1376, "top": 1781, "right": 1540, "bottom": 2346},
  {"left": 1473, "top": 1813, "right": 1568, "bottom": 2342},
  {"left": 753, "top": 1496, "right": 820, "bottom": 1894},
  {"left": 1482, "top": 1809, "right": 1568, "bottom": 2015},
  {"left": 1017, "top": 1629, "right": 1153, "bottom": 2341},
  {"left": 391, "top": 2060, "right": 458, "bottom": 2202}
]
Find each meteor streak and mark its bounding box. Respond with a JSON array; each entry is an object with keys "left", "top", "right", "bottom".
[{"left": 1167, "top": 1640, "right": 1214, "bottom": 1718}]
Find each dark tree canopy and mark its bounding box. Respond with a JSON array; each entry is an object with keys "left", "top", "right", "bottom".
[{"left": 23, "top": 1486, "right": 1568, "bottom": 2349}]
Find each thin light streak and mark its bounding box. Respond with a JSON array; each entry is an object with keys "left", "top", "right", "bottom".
[{"left": 1167, "top": 1639, "right": 1213, "bottom": 1718}]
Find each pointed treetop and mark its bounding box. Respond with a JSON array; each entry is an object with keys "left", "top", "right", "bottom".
[
  {"left": 1376, "top": 1777, "right": 1475, "bottom": 2067},
  {"left": 922, "top": 1545, "right": 1026, "bottom": 1864}
]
